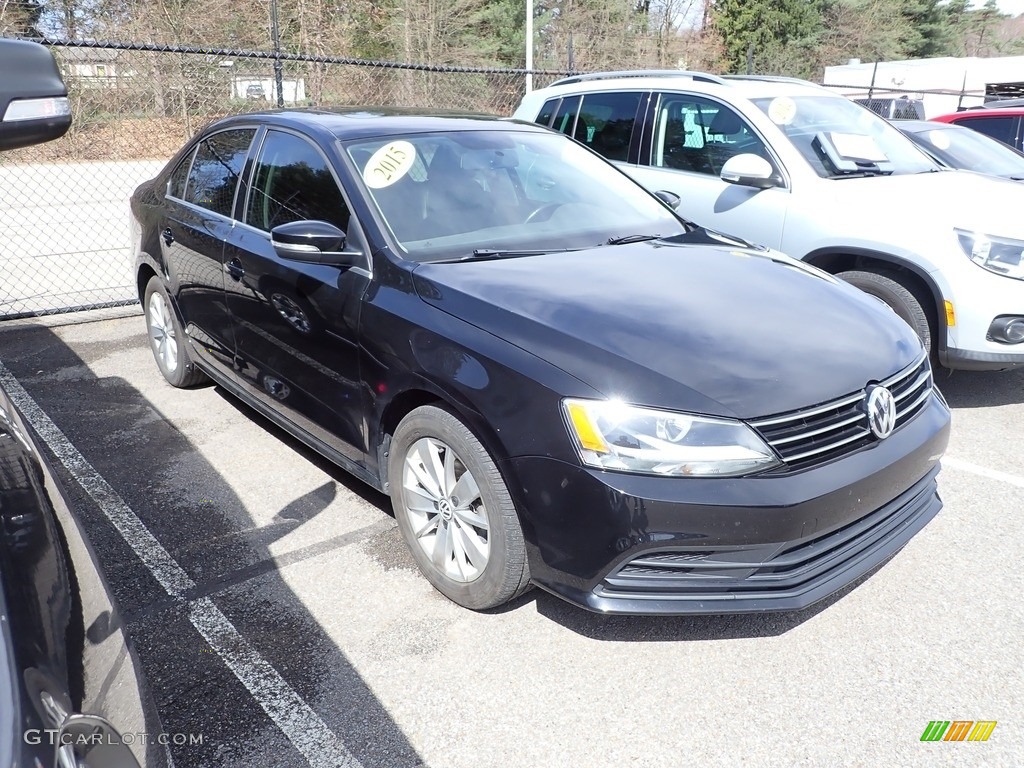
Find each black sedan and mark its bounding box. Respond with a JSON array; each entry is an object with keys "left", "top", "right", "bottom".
[
  {"left": 131, "top": 109, "right": 951, "bottom": 615},
  {"left": 897, "top": 119, "right": 1024, "bottom": 180}
]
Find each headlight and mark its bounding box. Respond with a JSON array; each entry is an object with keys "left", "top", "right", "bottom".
[
  {"left": 955, "top": 229, "right": 1024, "bottom": 280},
  {"left": 562, "top": 398, "right": 780, "bottom": 477}
]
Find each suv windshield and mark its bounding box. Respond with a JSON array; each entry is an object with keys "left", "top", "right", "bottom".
[
  {"left": 752, "top": 95, "right": 938, "bottom": 178},
  {"left": 344, "top": 130, "right": 687, "bottom": 262}
]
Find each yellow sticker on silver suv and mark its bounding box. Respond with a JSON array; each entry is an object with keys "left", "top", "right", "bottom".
[{"left": 363, "top": 141, "right": 416, "bottom": 188}]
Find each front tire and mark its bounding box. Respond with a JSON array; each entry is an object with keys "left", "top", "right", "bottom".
[
  {"left": 143, "top": 277, "right": 208, "bottom": 388},
  {"left": 389, "top": 405, "right": 531, "bottom": 610},
  {"left": 838, "top": 270, "right": 935, "bottom": 360}
]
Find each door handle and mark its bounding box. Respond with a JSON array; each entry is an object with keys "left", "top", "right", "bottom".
[
  {"left": 224, "top": 258, "right": 244, "bottom": 281},
  {"left": 161, "top": 228, "right": 174, "bottom": 246}
]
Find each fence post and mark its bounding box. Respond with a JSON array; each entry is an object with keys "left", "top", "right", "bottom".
[{"left": 270, "top": 0, "right": 284, "bottom": 107}]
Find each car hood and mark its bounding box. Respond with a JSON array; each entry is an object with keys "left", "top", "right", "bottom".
[
  {"left": 826, "top": 169, "right": 1024, "bottom": 236},
  {"left": 412, "top": 240, "right": 922, "bottom": 419}
]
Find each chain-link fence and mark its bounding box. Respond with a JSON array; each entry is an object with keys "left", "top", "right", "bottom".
[{"left": 0, "top": 40, "right": 571, "bottom": 319}]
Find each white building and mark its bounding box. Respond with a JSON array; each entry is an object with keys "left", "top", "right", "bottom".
[{"left": 824, "top": 55, "right": 1024, "bottom": 117}]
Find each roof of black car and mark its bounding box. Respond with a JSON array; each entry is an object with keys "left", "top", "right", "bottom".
[{"left": 213, "top": 107, "right": 543, "bottom": 141}]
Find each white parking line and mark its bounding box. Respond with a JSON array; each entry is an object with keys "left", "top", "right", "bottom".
[
  {"left": 943, "top": 456, "right": 1024, "bottom": 489},
  {"left": 0, "top": 361, "right": 362, "bottom": 768}
]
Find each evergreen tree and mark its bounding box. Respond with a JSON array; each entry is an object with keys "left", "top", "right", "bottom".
[{"left": 710, "top": 0, "right": 827, "bottom": 76}]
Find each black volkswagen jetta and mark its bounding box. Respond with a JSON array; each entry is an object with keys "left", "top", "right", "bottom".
[{"left": 131, "top": 110, "right": 951, "bottom": 615}]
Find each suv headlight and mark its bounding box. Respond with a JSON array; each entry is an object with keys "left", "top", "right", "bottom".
[
  {"left": 562, "top": 398, "right": 780, "bottom": 477},
  {"left": 956, "top": 229, "right": 1024, "bottom": 280}
]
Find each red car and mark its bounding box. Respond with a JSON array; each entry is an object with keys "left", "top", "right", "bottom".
[{"left": 932, "top": 106, "right": 1024, "bottom": 153}]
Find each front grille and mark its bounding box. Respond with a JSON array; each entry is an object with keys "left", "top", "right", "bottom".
[
  {"left": 749, "top": 353, "right": 932, "bottom": 470},
  {"left": 597, "top": 467, "right": 940, "bottom": 602}
]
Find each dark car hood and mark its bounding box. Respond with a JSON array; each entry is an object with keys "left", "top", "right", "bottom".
[{"left": 412, "top": 240, "right": 923, "bottom": 419}]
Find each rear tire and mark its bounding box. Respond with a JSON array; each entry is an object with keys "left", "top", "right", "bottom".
[
  {"left": 838, "top": 269, "right": 935, "bottom": 361},
  {"left": 143, "top": 277, "right": 209, "bottom": 388},
  {"left": 389, "top": 405, "right": 531, "bottom": 610}
]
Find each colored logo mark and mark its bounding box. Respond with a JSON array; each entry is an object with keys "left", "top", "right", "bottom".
[{"left": 920, "top": 721, "right": 997, "bottom": 742}]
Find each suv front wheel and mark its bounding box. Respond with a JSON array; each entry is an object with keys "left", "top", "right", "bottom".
[{"left": 838, "top": 270, "right": 935, "bottom": 361}]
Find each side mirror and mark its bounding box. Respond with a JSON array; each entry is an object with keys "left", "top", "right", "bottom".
[
  {"left": 271, "top": 220, "right": 361, "bottom": 266},
  {"left": 0, "top": 39, "right": 72, "bottom": 151},
  {"left": 720, "top": 154, "right": 779, "bottom": 189},
  {"left": 654, "top": 190, "right": 681, "bottom": 210}
]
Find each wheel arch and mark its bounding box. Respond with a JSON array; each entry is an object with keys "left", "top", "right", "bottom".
[
  {"left": 135, "top": 258, "right": 159, "bottom": 304},
  {"left": 374, "top": 386, "right": 515, "bottom": 497},
  {"left": 803, "top": 247, "right": 947, "bottom": 354}
]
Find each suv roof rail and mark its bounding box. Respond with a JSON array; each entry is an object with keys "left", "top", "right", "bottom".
[{"left": 548, "top": 70, "right": 728, "bottom": 88}]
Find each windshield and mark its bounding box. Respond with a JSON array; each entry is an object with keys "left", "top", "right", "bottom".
[
  {"left": 344, "top": 129, "right": 687, "bottom": 262},
  {"left": 904, "top": 124, "right": 1024, "bottom": 178},
  {"left": 752, "top": 96, "right": 938, "bottom": 178}
]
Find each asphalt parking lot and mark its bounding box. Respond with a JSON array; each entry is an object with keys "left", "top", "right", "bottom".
[{"left": 1, "top": 308, "right": 1021, "bottom": 768}]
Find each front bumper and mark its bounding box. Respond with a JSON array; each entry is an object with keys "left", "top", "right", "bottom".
[
  {"left": 941, "top": 265, "right": 1024, "bottom": 370},
  {"left": 508, "top": 394, "right": 950, "bottom": 615}
]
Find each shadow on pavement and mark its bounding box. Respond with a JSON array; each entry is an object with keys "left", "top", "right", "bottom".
[
  {"left": 0, "top": 321, "right": 423, "bottom": 768},
  {"left": 935, "top": 365, "right": 1024, "bottom": 408}
]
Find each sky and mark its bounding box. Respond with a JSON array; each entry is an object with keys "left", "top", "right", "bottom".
[{"left": 978, "top": 0, "right": 1024, "bottom": 14}]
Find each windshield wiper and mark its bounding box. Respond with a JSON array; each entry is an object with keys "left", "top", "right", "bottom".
[
  {"left": 606, "top": 234, "right": 662, "bottom": 245},
  {"left": 433, "top": 247, "right": 574, "bottom": 263},
  {"left": 830, "top": 168, "right": 893, "bottom": 179}
]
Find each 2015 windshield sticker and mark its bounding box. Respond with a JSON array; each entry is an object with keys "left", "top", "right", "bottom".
[
  {"left": 767, "top": 96, "right": 797, "bottom": 126},
  {"left": 363, "top": 141, "right": 416, "bottom": 189}
]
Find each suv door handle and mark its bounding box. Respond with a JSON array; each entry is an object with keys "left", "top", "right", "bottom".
[
  {"left": 224, "top": 258, "right": 244, "bottom": 281},
  {"left": 161, "top": 228, "right": 174, "bottom": 246}
]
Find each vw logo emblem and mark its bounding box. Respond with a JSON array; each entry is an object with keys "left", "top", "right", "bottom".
[
  {"left": 865, "top": 385, "right": 897, "bottom": 440},
  {"left": 437, "top": 499, "right": 454, "bottom": 522}
]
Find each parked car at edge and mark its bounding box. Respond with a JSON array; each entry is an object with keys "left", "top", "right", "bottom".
[
  {"left": 131, "top": 108, "right": 950, "bottom": 616},
  {"left": 932, "top": 105, "right": 1024, "bottom": 153},
  {"left": 896, "top": 119, "right": 1024, "bottom": 181},
  {"left": 1, "top": 38, "right": 167, "bottom": 768},
  {"left": 513, "top": 71, "right": 1024, "bottom": 370}
]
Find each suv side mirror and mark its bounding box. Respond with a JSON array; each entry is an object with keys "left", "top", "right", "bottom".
[
  {"left": 720, "top": 154, "right": 779, "bottom": 189},
  {"left": 271, "top": 220, "right": 362, "bottom": 266},
  {"left": 0, "top": 39, "right": 72, "bottom": 151}
]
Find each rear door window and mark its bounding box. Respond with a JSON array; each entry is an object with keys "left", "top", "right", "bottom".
[
  {"left": 575, "top": 92, "right": 643, "bottom": 161},
  {"left": 184, "top": 128, "right": 256, "bottom": 217}
]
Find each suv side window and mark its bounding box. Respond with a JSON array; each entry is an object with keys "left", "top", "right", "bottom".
[
  {"left": 245, "top": 129, "right": 350, "bottom": 232},
  {"left": 651, "top": 94, "right": 770, "bottom": 176},
  {"left": 953, "top": 115, "right": 1019, "bottom": 148},
  {"left": 535, "top": 98, "right": 559, "bottom": 128},
  {"left": 551, "top": 95, "right": 582, "bottom": 141},
  {"left": 184, "top": 129, "right": 255, "bottom": 216},
  {"left": 576, "top": 92, "right": 642, "bottom": 161},
  {"left": 544, "top": 93, "right": 642, "bottom": 159}
]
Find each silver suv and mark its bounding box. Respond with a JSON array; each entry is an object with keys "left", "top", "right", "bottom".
[{"left": 514, "top": 71, "right": 1024, "bottom": 371}]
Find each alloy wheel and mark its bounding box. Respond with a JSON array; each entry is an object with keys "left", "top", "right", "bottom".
[
  {"left": 148, "top": 290, "right": 178, "bottom": 373},
  {"left": 401, "top": 437, "right": 490, "bottom": 582}
]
